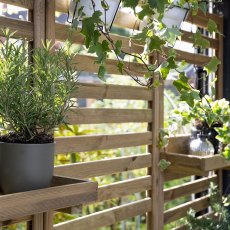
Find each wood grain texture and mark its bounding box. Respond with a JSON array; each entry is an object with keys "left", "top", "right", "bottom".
[
  {"left": 147, "top": 74, "right": 164, "bottom": 230},
  {"left": 216, "top": 16, "right": 224, "bottom": 99},
  {"left": 45, "top": 0, "right": 55, "bottom": 44},
  {"left": 32, "top": 214, "right": 44, "bottom": 230},
  {"left": 161, "top": 152, "right": 204, "bottom": 176},
  {"left": 73, "top": 54, "right": 147, "bottom": 76},
  {"left": 33, "top": 0, "right": 45, "bottom": 48},
  {"left": 74, "top": 82, "right": 152, "bottom": 101},
  {"left": 0, "top": 177, "right": 97, "bottom": 222},
  {"left": 164, "top": 47, "right": 212, "bottom": 66},
  {"left": 54, "top": 198, "right": 152, "bottom": 230},
  {"left": 55, "top": 132, "right": 152, "bottom": 153},
  {"left": 166, "top": 135, "right": 190, "bottom": 154},
  {"left": 164, "top": 175, "right": 217, "bottom": 202},
  {"left": 0, "top": 0, "right": 33, "bottom": 9},
  {"left": 164, "top": 196, "right": 210, "bottom": 224},
  {"left": 0, "top": 16, "right": 33, "bottom": 39},
  {"left": 181, "top": 30, "right": 218, "bottom": 50},
  {"left": 54, "top": 153, "right": 152, "bottom": 178},
  {"left": 66, "top": 108, "right": 152, "bottom": 124},
  {"left": 97, "top": 176, "right": 151, "bottom": 202}
]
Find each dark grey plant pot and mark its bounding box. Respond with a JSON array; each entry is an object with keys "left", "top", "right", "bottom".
[{"left": 0, "top": 142, "right": 55, "bottom": 194}]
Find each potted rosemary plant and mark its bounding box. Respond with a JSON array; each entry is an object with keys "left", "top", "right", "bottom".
[{"left": 0, "top": 30, "right": 78, "bottom": 194}]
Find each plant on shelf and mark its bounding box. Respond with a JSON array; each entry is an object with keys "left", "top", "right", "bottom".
[
  {"left": 0, "top": 29, "right": 78, "bottom": 194},
  {"left": 186, "top": 183, "right": 230, "bottom": 229}
]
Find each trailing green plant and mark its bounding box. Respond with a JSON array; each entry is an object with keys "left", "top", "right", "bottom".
[
  {"left": 70, "top": 0, "right": 222, "bottom": 84},
  {"left": 187, "top": 183, "right": 230, "bottom": 230},
  {"left": 69, "top": 0, "right": 230, "bottom": 160},
  {"left": 0, "top": 29, "right": 78, "bottom": 143}
]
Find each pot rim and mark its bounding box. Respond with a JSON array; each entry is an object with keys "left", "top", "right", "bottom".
[{"left": 0, "top": 142, "right": 56, "bottom": 146}]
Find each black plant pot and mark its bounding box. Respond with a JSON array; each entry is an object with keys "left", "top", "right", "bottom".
[{"left": 0, "top": 142, "right": 54, "bottom": 194}]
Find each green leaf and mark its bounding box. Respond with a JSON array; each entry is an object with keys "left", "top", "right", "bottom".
[
  {"left": 180, "top": 90, "right": 201, "bottom": 107},
  {"left": 98, "top": 65, "right": 106, "bottom": 78},
  {"left": 173, "top": 73, "right": 191, "bottom": 93},
  {"left": 204, "top": 56, "right": 221, "bottom": 74},
  {"left": 137, "top": 4, "right": 154, "bottom": 20},
  {"left": 101, "top": 0, "right": 109, "bottom": 10},
  {"left": 207, "top": 19, "right": 218, "bottom": 34},
  {"left": 199, "top": 2, "right": 208, "bottom": 15},
  {"left": 122, "top": 0, "right": 138, "bottom": 10},
  {"left": 192, "top": 30, "right": 210, "bottom": 49},
  {"left": 114, "top": 40, "right": 122, "bottom": 55},
  {"left": 117, "top": 61, "right": 124, "bottom": 74},
  {"left": 158, "top": 159, "right": 171, "bottom": 172},
  {"left": 163, "top": 27, "right": 182, "bottom": 45},
  {"left": 148, "top": 36, "right": 165, "bottom": 52}
]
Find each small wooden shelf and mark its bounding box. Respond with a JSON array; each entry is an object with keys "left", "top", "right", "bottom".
[
  {"left": 0, "top": 176, "right": 98, "bottom": 222},
  {"left": 161, "top": 135, "right": 230, "bottom": 176},
  {"left": 161, "top": 151, "right": 230, "bottom": 176}
]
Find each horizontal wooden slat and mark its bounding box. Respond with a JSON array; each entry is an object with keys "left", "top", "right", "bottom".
[
  {"left": 164, "top": 175, "right": 217, "bottom": 202},
  {"left": 181, "top": 30, "right": 218, "bottom": 50},
  {"left": 54, "top": 153, "right": 152, "bottom": 178},
  {"left": 0, "top": 0, "right": 33, "bottom": 9},
  {"left": 164, "top": 172, "right": 193, "bottom": 182},
  {"left": 186, "top": 11, "right": 223, "bottom": 28},
  {"left": 54, "top": 198, "right": 151, "bottom": 230},
  {"left": 66, "top": 108, "right": 152, "bottom": 124},
  {"left": 55, "top": 132, "right": 152, "bottom": 153},
  {"left": 74, "top": 54, "right": 146, "bottom": 76},
  {"left": 163, "top": 47, "right": 212, "bottom": 66},
  {"left": 55, "top": 23, "right": 144, "bottom": 54},
  {"left": 73, "top": 82, "right": 152, "bottom": 100},
  {"left": 98, "top": 176, "right": 151, "bottom": 202},
  {"left": 164, "top": 196, "right": 210, "bottom": 224},
  {"left": 0, "top": 16, "right": 33, "bottom": 39}
]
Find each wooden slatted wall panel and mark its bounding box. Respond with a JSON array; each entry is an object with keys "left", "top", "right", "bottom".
[{"left": 0, "top": 1, "right": 224, "bottom": 229}]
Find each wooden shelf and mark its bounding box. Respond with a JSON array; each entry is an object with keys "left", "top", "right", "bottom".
[
  {"left": 161, "top": 151, "right": 230, "bottom": 176},
  {"left": 0, "top": 176, "right": 98, "bottom": 222},
  {"left": 161, "top": 135, "right": 230, "bottom": 176}
]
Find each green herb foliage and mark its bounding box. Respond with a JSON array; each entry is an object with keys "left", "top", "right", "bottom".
[
  {"left": 0, "top": 29, "right": 78, "bottom": 142},
  {"left": 187, "top": 183, "right": 230, "bottom": 230}
]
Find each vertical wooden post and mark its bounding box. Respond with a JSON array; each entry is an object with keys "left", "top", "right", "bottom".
[
  {"left": 216, "top": 16, "right": 224, "bottom": 99},
  {"left": 34, "top": 0, "right": 46, "bottom": 48},
  {"left": 147, "top": 70, "right": 164, "bottom": 229},
  {"left": 43, "top": 212, "right": 54, "bottom": 230},
  {"left": 32, "top": 213, "right": 44, "bottom": 230},
  {"left": 45, "top": 0, "right": 55, "bottom": 44}
]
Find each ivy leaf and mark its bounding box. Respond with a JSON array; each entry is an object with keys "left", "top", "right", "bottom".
[
  {"left": 207, "top": 19, "right": 218, "bottom": 34},
  {"left": 173, "top": 73, "right": 191, "bottom": 93},
  {"left": 101, "top": 0, "right": 109, "bottom": 10},
  {"left": 148, "top": 36, "right": 165, "bottom": 52},
  {"left": 204, "top": 56, "right": 221, "bottom": 74},
  {"left": 98, "top": 65, "right": 106, "bottom": 79},
  {"left": 114, "top": 40, "right": 122, "bottom": 55},
  {"left": 148, "top": 0, "right": 168, "bottom": 13},
  {"left": 137, "top": 4, "right": 154, "bottom": 20},
  {"left": 192, "top": 30, "right": 210, "bottom": 49},
  {"left": 122, "top": 0, "right": 138, "bottom": 10},
  {"left": 81, "top": 11, "right": 102, "bottom": 48},
  {"left": 117, "top": 61, "right": 124, "bottom": 74},
  {"left": 180, "top": 90, "right": 200, "bottom": 107},
  {"left": 132, "top": 27, "right": 150, "bottom": 42},
  {"left": 199, "top": 2, "right": 208, "bottom": 15},
  {"left": 158, "top": 159, "right": 171, "bottom": 172},
  {"left": 163, "top": 27, "right": 182, "bottom": 45}
]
